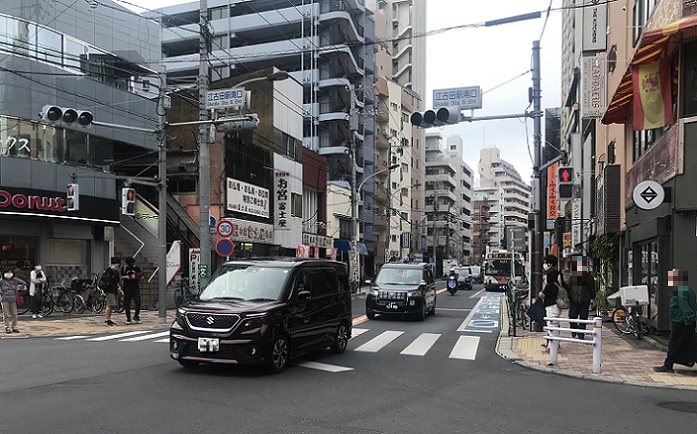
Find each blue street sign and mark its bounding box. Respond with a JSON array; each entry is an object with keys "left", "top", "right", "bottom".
[
  {"left": 210, "top": 216, "right": 217, "bottom": 228},
  {"left": 216, "top": 239, "right": 234, "bottom": 257},
  {"left": 429, "top": 257, "right": 435, "bottom": 264}
]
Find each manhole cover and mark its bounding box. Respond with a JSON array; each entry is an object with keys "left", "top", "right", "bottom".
[{"left": 658, "top": 401, "right": 697, "bottom": 414}]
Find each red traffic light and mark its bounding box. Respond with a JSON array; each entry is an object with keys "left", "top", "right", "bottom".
[{"left": 127, "top": 190, "right": 134, "bottom": 200}]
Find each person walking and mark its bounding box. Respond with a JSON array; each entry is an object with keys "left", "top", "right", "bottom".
[
  {"left": 1, "top": 269, "right": 27, "bottom": 333},
  {"left": 567, "top": 256, "right": 596, "bottom": 340},
  {"left": 99, "top": 257, "right": 123, "bottom": 326},
  {"left": 539, "top": 255, "right": 560, "bottom": 352},
  {"left": 654, "top": 269, "right": 697, "bottom": 373},
  {"left": 29, "top": 263, "right": 47, "bottom": 319},
  {"left": 120, "top": 256, "right": 142, "bottom": 325}
]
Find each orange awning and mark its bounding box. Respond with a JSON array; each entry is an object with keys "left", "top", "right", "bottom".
[{"left": 602, "top": 15, "right": 697, "bottom": 125}]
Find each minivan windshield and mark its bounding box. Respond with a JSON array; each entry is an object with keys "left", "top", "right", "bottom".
[
  {"left": 200, "top": 265, "right": 291, "bottom": 302},
  {"left": 375, "top": 267, "right": 422, "bottom": 285}
]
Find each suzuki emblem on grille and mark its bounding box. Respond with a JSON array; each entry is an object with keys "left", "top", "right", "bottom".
[{"left": 206, "top": 316, "right": 215, "bottom": 325}]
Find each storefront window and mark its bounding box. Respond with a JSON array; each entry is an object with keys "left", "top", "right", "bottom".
[
  {"left": 0, "top": 236, "right": 38, "bottom": 283},
  {"left": 638, "top": 241, "right": 659, "bottom": 322}
]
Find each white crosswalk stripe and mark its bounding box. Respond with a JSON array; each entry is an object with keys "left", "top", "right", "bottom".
[
  {"left": 85, "top": 331, "right": 151, "bottom": 341},
  {"left": 55, "top": 336, "right": 89, "bottom": 340},
  {"left": 350, "top": 328, "right": 369, "bottom": 339},
  {"left": 354, "top": 330, "right": 403, "bottom": 353},
  {"left": 448, "top": 336, "right": 480, "bottom": 360},
  {"left": 400, "top": 333, "right": 441, "bottom": 356},
  {"left": 119, "top": 331, "right": 170, "bottom": 342}
]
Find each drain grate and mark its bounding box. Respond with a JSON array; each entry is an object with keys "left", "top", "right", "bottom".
[{"left": 658, "top": 401, "right": 697, "bottom": 414}]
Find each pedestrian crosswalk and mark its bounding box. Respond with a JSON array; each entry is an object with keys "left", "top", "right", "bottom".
[
  {"left": 351, "top": 327, "right": 480, "bottom": 360},
  {"left": 53, "top": 327, "right": 482, "bottom": 361}
]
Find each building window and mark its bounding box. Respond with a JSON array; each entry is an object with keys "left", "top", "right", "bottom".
[
  {"left": 291, "top": 193, "right": 302, "bottom": 218},
  {"left": 401, "top": 163, "right": 409, "bottom": 172},
  {"left": 632, "top": 128, "right": 663, "bottom": 162},
  {"left": 682, "top": 40, "right": 697, "bottom": 118},
  {"left": 401, "top": 187, "right": 408, "bottom": 196},
  {"left": 340, "top": 219, "right": 351, "bottom": 240}
]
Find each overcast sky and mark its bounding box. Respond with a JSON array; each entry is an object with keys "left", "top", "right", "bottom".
[{"left": 125, "top": 0, "right": 562, "bottom": 182}]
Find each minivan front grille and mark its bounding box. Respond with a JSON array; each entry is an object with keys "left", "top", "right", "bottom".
[
  {"left": 185, "top": 313, "right": 240, "bottom": 332},
  {"left": 378, "top": 291, "right": 407, "bottom": 301}
]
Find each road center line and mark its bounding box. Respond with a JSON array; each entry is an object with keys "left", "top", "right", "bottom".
[{"left": 469, "top": 289, "right": 485, "bottom": 299}]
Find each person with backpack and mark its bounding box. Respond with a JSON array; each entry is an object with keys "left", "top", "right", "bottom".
[
  {"left": 120, "top": 257, "right": 143, "bottom": 325},
  {"left": 539, "top": 255, "right": 560, "bottom": 352},
  {"left": 99, "top": 257, "right": 123, "bottom": 326},
  {"left": 567, "top": 255, "right": 596, "bottom": 340},
  {"left": 1, "top": 268, "right": 27, "bottom": 333}
]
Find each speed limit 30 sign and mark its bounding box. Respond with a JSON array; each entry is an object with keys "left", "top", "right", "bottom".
[{"left": 216, "top": 219, "right": 234, "bottom": 237}]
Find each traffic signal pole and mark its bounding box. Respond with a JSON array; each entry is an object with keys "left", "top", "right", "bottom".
[
  {"left": 531, "top": 40, "right": 543, "bottom": 300},
  {"left": 198, "top": 0, "right": 212, "bottom": 288},
  {"left": 157, "top": 71, "right": 168, "bottom": 322}
]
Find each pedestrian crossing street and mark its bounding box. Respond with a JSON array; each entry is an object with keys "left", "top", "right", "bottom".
[{"left": 54, "top": 327, "right": 482, "bottom": 361}]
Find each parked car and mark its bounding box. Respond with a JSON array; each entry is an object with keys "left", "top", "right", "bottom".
[
  {"left": 169, "top": 258, "right": 352, "bottom": 373},
  {"left": 366, "top": 263, "right": 437, "bottom": 321}
]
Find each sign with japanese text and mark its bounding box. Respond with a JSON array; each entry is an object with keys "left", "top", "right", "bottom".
[
  {"left": 189, "top": 248, "right": 200, "bottom": 294},
  {"left": 582, "top": 0, "right": 607, "bottom": 52},
  {"left": 582, "top": 55, "right": 607, "bottom": 118},
  {"left": 547, "top": 163, "right": 558, "bottom": 220},
  {"left": 224, "top": 217, "right": 275, "bottom": 244},
  {"left": 206, "top": 87, "right": 245, "bottom": 109},
  {"left": 226, "top": 177, "right": 270, "bottom": 218},
  {"left": 274, "top": 170, "right": 290, "bottom": 231},
  {"left": 433, "top": 86, "right": 482, "bottom": 110},
  {"left": 302, "top": 233, "right": 333, "bottom": 249}
]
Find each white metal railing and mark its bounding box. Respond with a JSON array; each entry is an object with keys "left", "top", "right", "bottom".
[{"left": 543, "top": 317, "right": 603, "bottom": 374}]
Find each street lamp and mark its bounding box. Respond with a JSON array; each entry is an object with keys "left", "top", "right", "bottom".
[{"left": 198, "top": 69, "right": 289, "bottom": 288}]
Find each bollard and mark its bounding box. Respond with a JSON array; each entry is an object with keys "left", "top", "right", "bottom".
[
  {"left": 592, "top": 316, "right": 602, "bottom": 374},
  {"left": 549, "top": 327, "right": 559, "bottom": 366}
]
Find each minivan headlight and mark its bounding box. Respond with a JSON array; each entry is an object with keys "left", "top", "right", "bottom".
[
  {"left": 369, "top": 288, "right": 380, "bottom": 297},
  {"left": 239, "top": 313, "right": 267, "bottom": 333},
  {"left": 407, "top": 290, "right": 421, "bottom": 298}
]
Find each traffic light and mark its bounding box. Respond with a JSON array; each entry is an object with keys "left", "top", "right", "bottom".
[
  {"left": 41, "top": 105, "right": 93, "bottom": 128},
  {"left": 411, "top": 106, "right": 460, "bottom": 128},
  {"left": 66, "top": 183, "right": 79, "bottom": 211},
  {"left": 557, "top": 166, "right": 574, "bottom": 200},
  {"left": 216, "top": 114, "right": 259, "bottom": 132},
  {"left": 122, "top": 187, "right": 136, "bottom": 216}
]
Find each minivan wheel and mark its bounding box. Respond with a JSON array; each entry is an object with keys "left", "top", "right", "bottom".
[
  {"left": 331, "top": 321, "right": 349, "bottom": 354},
  {"left": 267, "top": 335, "right": 290, "bottom": 373},
  {"left": 428, "top": 298, "right": 436, "bottom": 316},
  {"left": 366, "top": 311, "right": 375, "bottom": 320},
  {"left": 416, "top": 303, "right": 426, "bottom": 321},
  {"left": 178, "top": 360, "right": 199, "bottom": 370}
]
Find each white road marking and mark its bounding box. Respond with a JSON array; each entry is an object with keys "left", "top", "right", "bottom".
[
  {"left": 448, "top": 336, "right": 480, "bottom": 360},
  {"left": 154, "top": 338, "right": 170, "bottom": 343},
  {"left": 86, "top": 331, "right": 150, "bottom": 341},
  {"left": 400, "top": 333, "right": 441, "bottom": 356},
  {"left": 469, "top": 289, "right": 485, "bottom": 299},
  {"left": 295, "top": 361, "right": 354, "bottom": 372},
  {"left": 457, "top": 296, "right": 484, "bottom": 331},
  {"left": 354, "top": 330, "right": 403, "bottom": 353},
  {"left": 119, "top": 331, "right": 170, "bottom": 342},
  {"left": 437, "top": 308, "right": 473, "bottom": 312},
  {"left": 350, "top": 327, "right": 369, "bottom": 339},
  {"left": 55, "top": 336, "right": 89, "bottom": 340}
]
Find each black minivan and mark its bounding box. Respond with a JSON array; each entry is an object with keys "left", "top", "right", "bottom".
[
  {"left": 365, "top": 263, "right": 437, "bottom": 321},
  {"left": 170, "top": 258, "right": 352, "bottom": 373}
]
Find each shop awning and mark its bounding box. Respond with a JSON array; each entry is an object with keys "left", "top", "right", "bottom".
[
  {"left": 602, "top": 15, "right": 697, "bottom": 125},
  {"left": 356, "top": 242, "right": 369, "bottom": 256}
]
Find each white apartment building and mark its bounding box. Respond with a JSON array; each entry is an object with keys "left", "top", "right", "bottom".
[
  {"left": 472, "top": 186, "right": 505, "bottom": 251},
  {"left": 445, "top": 135, "right": 474, "bottom": 264}
]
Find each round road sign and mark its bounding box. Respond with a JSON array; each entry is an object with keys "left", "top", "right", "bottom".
[
  {"left": 216, "top": 219, "right": 234, "bottom": 237},
  {"left": 216, "top": 239, "right": 235, "bottom": 257},
  {"left": 632, "top": 180, "right": 664, "bottom": 211}
]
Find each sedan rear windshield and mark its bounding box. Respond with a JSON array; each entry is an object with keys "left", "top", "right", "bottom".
[
  {"left": 201, "top": 265, "right": 291, "bottom": 302},
  {"left": 375, "top": 268, "right": 422, "bottom": 285}
]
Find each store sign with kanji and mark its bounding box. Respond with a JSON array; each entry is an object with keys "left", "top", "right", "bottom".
[{"left": 274, "top": 170, "right": 290, "bottom": 231}]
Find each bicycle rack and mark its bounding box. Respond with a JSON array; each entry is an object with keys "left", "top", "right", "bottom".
[{"left": 543, "top": 317, "right": 603, "bottom": 374}]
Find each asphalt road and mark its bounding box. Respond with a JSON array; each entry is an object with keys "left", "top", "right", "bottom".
[{"left": 2, "top": 283, "right": 697, "bottom": 434}]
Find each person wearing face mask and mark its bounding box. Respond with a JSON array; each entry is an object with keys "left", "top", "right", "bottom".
[
  {"left": 539, "top": 255, "right": 559, "bottom": 352},
  {"left": 1, "top": 269, "right": 27, "bottom": 333},
  {"left": 654, "top": 268, "right": 697, "bottom": 373},
  {"left": 567, "top": 256, "right": 596, "bottom": 340},
  {"left": 29, "top": 263, "right": 47, "bottom": 319}
]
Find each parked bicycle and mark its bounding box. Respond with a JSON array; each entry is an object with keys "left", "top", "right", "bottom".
[
  {"left": 612, "top": 302, "right": 648, "bottom": 340},
  {"left": 173, "top": 277, "right": 199, "bottom": 308},
  {"left": 514, "top": 287, "right": 530, "bottom": 331}
]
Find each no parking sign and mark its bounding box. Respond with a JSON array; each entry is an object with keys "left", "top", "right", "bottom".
[{"left": 216, "top": 239, "right": 235, "bottom": 257}]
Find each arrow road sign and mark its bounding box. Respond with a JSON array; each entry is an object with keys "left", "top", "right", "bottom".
[{"left": 633, "top": 180, "right": 665, "bottom": 211}]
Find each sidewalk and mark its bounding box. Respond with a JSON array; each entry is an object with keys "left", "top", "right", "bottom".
[
  {"left": 1, "top": 310, "right": 170, "bottom": 339},
  {"left": 497, "top": 297, "right": 697, "bottom": 390}
]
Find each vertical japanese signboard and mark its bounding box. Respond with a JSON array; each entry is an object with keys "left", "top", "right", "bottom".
[
  {"left": 274, "top": 170, "right": 290, "bottom": 230},
  {"left": 547, "top": 162, "right": 558, "bottom": 220}
]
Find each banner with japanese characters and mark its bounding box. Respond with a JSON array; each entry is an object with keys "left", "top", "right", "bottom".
[
  {"left": 274, "top": 170, "right": 290, "bottom": 231},
  {"left": 226, "top": 177, "right": 270, "bottom": 218}
]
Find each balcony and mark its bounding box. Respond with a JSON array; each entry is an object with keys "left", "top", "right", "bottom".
[
  {"left": 376, "top": 131, "right": 389, "bottom": 150},
  {"left": 377, "top": 105, "right": 390, "bottom": 123}
]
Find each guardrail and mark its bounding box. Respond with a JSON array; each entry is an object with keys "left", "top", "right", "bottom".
[{"left": 543, "top": 317, "right": 603, "bottom": 374}]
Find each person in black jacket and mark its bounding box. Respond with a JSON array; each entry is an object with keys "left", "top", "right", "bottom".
[
  {"left": 120, "top": 257, "right": 143, "bottom": 325},
  {"left": 567, "top": 256, "right": 596, "bottom": 340},
  {"left": 539, "top": 255, "right": 560, "bottom": 351},
  {"left": 100, "top": 257, "right": 123, "bottom": 326}
]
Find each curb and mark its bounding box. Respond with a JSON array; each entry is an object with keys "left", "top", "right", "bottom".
[{"left": 494, "top": 325, "right": 697, "bottom": 391}]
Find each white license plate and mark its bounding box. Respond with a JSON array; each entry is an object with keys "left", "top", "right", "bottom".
[
  {"left": 197, "top": 337, "right": 220, "bottom": 353},
  {"left": 387, "top": 302, "right": 398, "bottom": 310}
]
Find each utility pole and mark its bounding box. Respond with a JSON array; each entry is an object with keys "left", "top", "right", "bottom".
[
  {"left": 349, "top": 89, "right": 359, "bottom": 292},
  {"left": 157, "top": 71, "right": 168, "bottom": 322},
  {"left": 445, "top": 203, "right": 451, "bottom": 261},
  {"left": 432, "top": 180, "right": 438, "bottom": 272},
  {"left": 198, "top": 0, "right": 211, "bottom": 287},
  {"left": 531, "top": 40, "right": 543, "bottom": 298}
]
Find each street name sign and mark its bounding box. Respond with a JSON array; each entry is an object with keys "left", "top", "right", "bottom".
[
  {"left": 433, "top": 86, "right": 482, "bottom": 110},
  {"left": 206, "top": 88, "right": 245, "bottom": 110}
]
